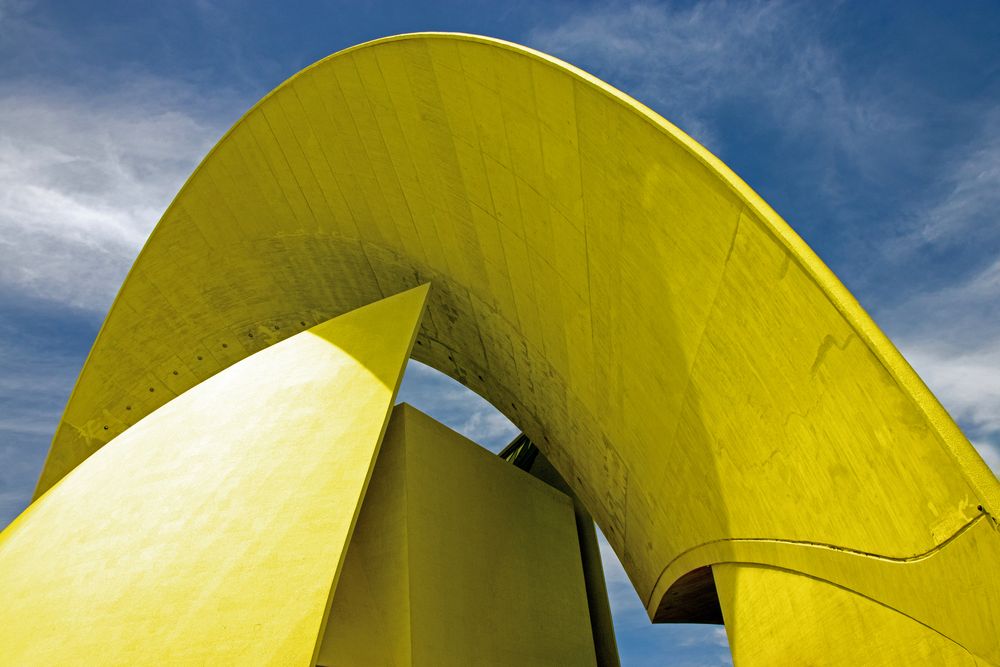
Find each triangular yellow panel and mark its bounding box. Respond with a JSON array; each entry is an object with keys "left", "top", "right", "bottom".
[{"left": 0, "top": 284, "right": 429, "bottom": 665}]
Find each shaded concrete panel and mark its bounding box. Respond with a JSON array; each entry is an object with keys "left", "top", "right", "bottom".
[
  {"left": 715, "top": 563, "right": 989, "bottom": 665},
  {"left": 320, "top": 405, "right": 598, "bottom": 666}
]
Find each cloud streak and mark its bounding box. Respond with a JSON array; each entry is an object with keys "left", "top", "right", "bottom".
[
  {"left": 0, "top": 79, "right": 235, "bottom": 312},
  {"left": 917, "top": 144, "right": 1000, "bottom": 246},
  {"left": 886, "top": 255, "right": 1000, "bottom": 473},
  {"left": 528, "top": 0, "right": 903, "bottom": 162},
  {"left": 397, "top": 360, "right": 519, "bottom": 453},
  {"left": 0, "top": 68, "right": 242, "bottom": 526},
  {"left": 896, "top": 111, "right": 1000, "bottom": 255}
]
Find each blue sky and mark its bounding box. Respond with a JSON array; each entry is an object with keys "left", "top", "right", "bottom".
[{"left": 0, "top": 1, "right": 997, "bottom": 664}]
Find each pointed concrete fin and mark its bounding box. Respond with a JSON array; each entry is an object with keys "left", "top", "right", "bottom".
[{"left": 0, "top": 285, "right": 429, "bottom": 666}]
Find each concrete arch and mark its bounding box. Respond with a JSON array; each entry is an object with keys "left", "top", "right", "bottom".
[{"left": 35, "top": 33, "right": 998, "bottom": 659}]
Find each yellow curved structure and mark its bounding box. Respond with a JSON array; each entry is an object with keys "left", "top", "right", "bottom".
[
  {"left": 20, "top": 32, "right": 1000, "bottom": 662},
  {"left": 1, "top": 287, "right": 428, "bottom": 663}
]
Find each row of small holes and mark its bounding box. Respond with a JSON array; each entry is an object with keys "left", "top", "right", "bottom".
[
  {"left": 104, "top": 321, "right": 313, "bottom": 433},
  {"left": 249, "top": 324, "right": 286, "bottom": 339}
]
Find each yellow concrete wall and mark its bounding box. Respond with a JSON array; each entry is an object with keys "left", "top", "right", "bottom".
[
  {"left": 320, "top": 404, "right": 598, "bottom": 666},
  {"left": 29, "top": 33, "right": 999, "bottom": 660},
  {"left": 0, "top": 286, "right": 427, "bottom": 665},
  {"left": 513, "top": 445, "right": 620, "bottom": 666},
  {"left": 714, "top": 563, "right": 989, "bottom": 665},
  {"left": 318, "top": 406, "right": 411, "bottom": 666}
]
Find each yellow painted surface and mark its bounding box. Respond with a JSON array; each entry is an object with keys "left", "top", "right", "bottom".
[
  {"left": 715, "top": 563, "right": 989, "bottom": 665},
  {"left": 28, "top": 33, "right": 999, "bottom": 657},
  {"left": 515, "top": 446, "right": 620, "bottom": 666},
  {"left": 320, "top": 404, "right": 598, "bottom": 666},
  {"left": 319, "top": 405, "right": 412, "bottom": 667},
  {"left": 0, "top": 286, "right": 427, "bottom": 665},
  {"left": 653, "top": 514, "right": 1000, "bottom": 662}
]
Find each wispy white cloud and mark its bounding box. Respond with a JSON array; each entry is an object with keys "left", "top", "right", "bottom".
[
  {"left": 528, "top": 0, "right": 902, "bottom": 160},
  {"left": 397, "top": 360, "right": 519, "bottom": 452},
  {"left": 0, "top": 71, "right": 240, "bottom": 526},
  {"left": 880, "top": 243, "right": 1000, "bottom": 475},
  {"left": 0, "top": 80, "right": 233, "bottom": 312},
  {"left": 897, "top": 111, "right": 1000, "bottom": 251},
  {"left": 885, "top": 255, "right": 1000, "bottom": 473},
  {"left": 679, "top": 626, "right": 728, "bottom": 649},
  {"left": 458, "top": 408, "right": 520, "bottom": 450},
  {"left": 902, "top": 339, "right": 1000, "bottom": 439}
]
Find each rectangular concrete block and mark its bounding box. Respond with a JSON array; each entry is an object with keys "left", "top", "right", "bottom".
[{"left": 319, "top": 403, "right": 597, "bottom": 666}]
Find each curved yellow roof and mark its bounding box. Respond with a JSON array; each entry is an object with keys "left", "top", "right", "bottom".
[{"left": 35, "top": 33, "right": 999, "bottom": 658}]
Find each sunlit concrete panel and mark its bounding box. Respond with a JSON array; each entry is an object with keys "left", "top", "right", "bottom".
[
  {"left": 0, "top": 286, "right": 427, "bottom": 665},
  {"left": 319, "top": 404, "right": 599, "bottom": 666}
]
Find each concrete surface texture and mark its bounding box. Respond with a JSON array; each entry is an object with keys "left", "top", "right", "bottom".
[
  {"left": 13, "top": 32, "right": 1000, "bottom": 663},
  {"left": 320, "top": 403, "right": 599, "bottom": 666},
  {"left": 0, "top": 287, "right": 427, "bottom": 663}
]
